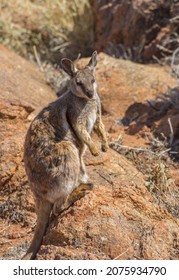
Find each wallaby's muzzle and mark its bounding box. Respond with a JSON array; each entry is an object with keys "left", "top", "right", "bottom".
[{"left": 86, "top": 90, "right": 94, "bottom": 99}]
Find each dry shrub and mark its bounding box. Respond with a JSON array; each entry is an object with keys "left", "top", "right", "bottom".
[
  {"left": 110, "top": 134, "right": 179, "bottom": 218},
  {"left": 0, "top": 0, "right": 94, "bottom": 63}
]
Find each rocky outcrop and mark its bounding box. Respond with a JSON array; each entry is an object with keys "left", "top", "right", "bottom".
[
  {"left": 38, "top": 149, "right": 178, "bottom": 260},
  {"left": 93, "top": 0, "right": 179, "bottom": 62},
  {"left": 0, "top": 47, "right": 178, "bottom": 259}
]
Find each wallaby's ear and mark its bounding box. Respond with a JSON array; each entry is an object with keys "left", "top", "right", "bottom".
[
  {"left": 87, "top": 51, "right": 97, "bottom": 70},
  {"left": 61, "top": 58, "right": 77, "bottom": 77}
]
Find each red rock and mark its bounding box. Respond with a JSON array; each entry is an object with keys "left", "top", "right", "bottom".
[
  {"left": 92, "top": 0, "right": 178, "bottom": 62},
  {"left": 0, "top": 45, "right": 55, "bottom": 112}
]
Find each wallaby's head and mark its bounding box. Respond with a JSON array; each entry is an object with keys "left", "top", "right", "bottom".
[{"left": 61, "top": 51, "right": 97, "bottom": 99}]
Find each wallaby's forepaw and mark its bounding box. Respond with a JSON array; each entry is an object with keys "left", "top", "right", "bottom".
[
  {"left": 101, "top": 142, "right": 109, "bottom": 152},
  {"left": 90, "top": 144, "right": 100, "bottom": 156}
]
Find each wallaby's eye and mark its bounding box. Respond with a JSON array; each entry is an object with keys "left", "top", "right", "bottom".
[{"left": 91, "top": 79, "right": 95, "bottom": 84}]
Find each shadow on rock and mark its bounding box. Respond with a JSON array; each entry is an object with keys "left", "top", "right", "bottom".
[{"left": 121, "top": 86, "right": 179, "bottom": 160}]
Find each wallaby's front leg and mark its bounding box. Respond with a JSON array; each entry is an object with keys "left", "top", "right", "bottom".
[
  {"left": 94, "top": 115, "right": 109, "bottom": 152},
  {"left": 75, "top": 126, "right": 100, "bottom": 156}
]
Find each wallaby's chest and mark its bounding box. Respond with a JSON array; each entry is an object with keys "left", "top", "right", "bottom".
[
  {"left": 69, "top": 99, "right": 97, "bottom": 134},
  {"left": 80, "top": 100, "right": 97, "bottom": 133},
  {"left": 86, "top": 109, "right": 97, "bottom": 133}
]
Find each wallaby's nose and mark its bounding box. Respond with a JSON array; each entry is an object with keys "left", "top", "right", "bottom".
[{"left": 86, "top": 90, "right": 93, "bottom": 98}]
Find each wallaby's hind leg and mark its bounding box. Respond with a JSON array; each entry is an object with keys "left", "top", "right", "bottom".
[
  {"left": 79, "top": 145, "right": 88, "bottom": 183},
  {"left": 22, "top": 200, "right": 52, "bottom": 260},
  {"left": 53, "top": 183, "right": 93, "bottom": 216}
]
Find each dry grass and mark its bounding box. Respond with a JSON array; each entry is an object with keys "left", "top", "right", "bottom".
[
  {"left": 0, "top": 199, "right": 28, "bottom": 226},
  {"left": 0, "top": 178, "right": 35, "bottom": 227},
  {"left": 0, "top": 0, "right": 94, "bottom": 94},
  {"left": 0, "top": 0, "right": 94, "bottom": 63},
  {"left": 0, "top": 218, "right": 32, "bottom": 259},
  {"left": 110, "top": 134, "right": 179, "bottom": 218}
]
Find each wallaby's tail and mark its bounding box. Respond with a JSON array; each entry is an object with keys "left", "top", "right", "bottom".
[{"left": 22, "top": 200, "right": 52, "bottom": 260}]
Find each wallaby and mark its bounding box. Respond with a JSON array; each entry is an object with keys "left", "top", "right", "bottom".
[{"left": 22, "top": 51, "right": 108, "bottom": 260}]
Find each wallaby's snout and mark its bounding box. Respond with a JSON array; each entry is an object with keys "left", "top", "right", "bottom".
[{"left": 86, "top": 90, "right": 94, "bottom": 99}]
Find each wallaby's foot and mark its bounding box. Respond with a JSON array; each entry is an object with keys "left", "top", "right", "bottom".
[
  {"left": 85, "top": 182, "right": 94, "bottom": 190},
  {"left": 101, "top": 142, "right": 109, "bottom": 152},
  {"left": 53, "top": 182, "right": 93, "bottom": 216},
  {"left": 56, "top": 182, "right": 94, "bottom": 214},
  {"left": 64, "top": 182, "right": 93, "bottom": 208}
]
